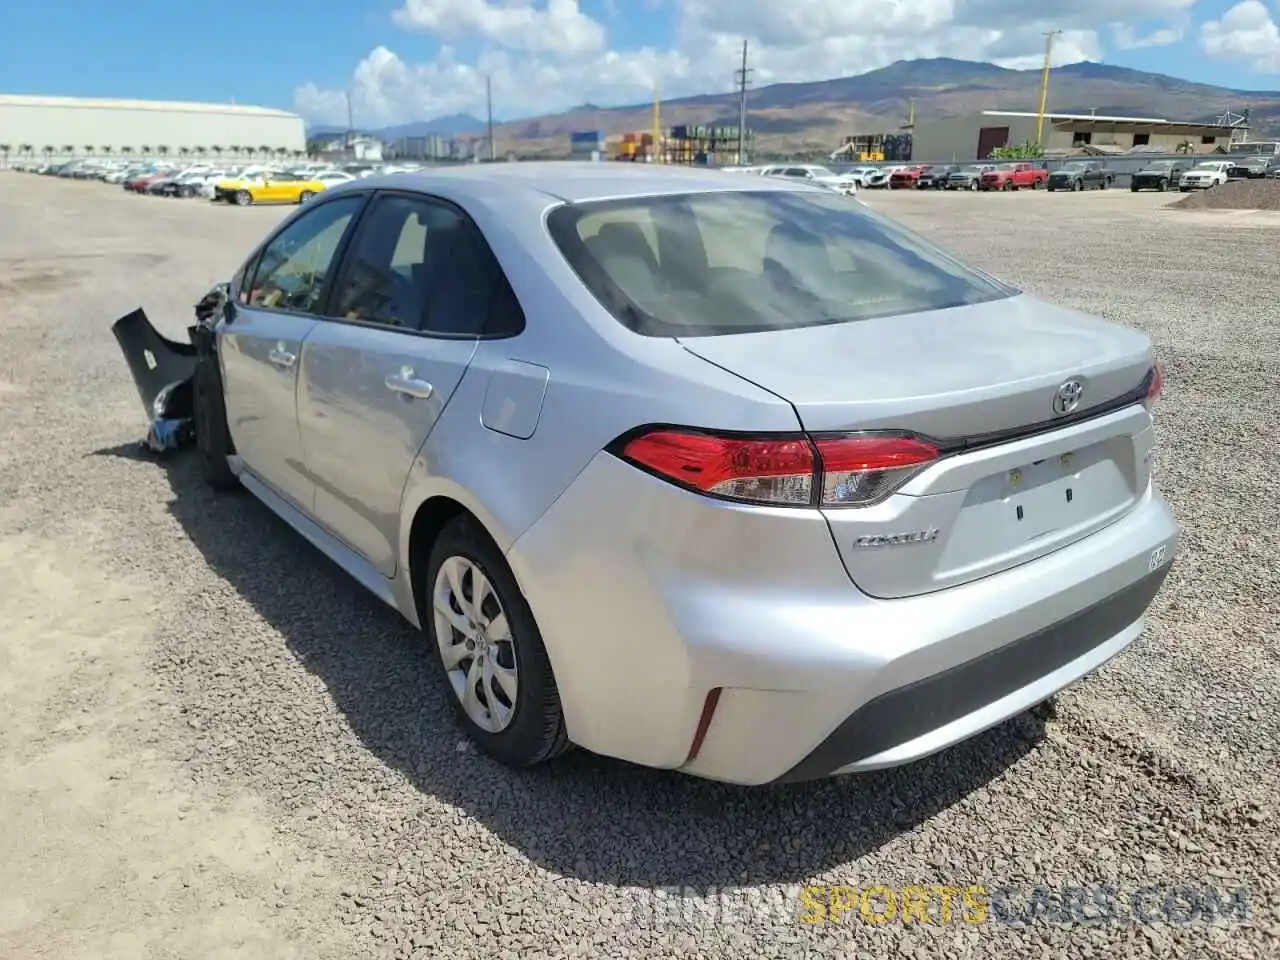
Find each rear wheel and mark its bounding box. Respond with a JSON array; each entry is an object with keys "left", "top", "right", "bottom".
[
  {"left": 193, "top": 351, "right": 238, "bottom": 490},
  {"left": 298, "top": 190, "right": 314, "bottom": 204},
  {"left": 1157, "top": 179, "right": 1168, "bottom": 192},
  {"left": 1073, "top": 179, "right": 1083, "bottom": 192},
  {"left": 234, "top": 189, "right": 252, "bottom": 206},
  {"left": 1130, "top": 183, "right": 1139, "bottom": 192},
  {"left": 425, "top": 516, "right": 570, "bottom": 768}
]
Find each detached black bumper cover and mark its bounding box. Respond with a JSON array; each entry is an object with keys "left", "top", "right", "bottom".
[
  {"left": 111, "top": 308, "right": 199, "bottom": 452},
  {"left": 772, "top": 565, "right": 1173, "bottom": 783}
]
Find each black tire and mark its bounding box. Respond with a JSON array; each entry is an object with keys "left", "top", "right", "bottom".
[
  {"left": 1130, "top": 183, "right": 1139, "bottom": 192},
  {"left": 1157, "top": 179, "right": 1168, "bottom": 193},
  {"left": 425, "top": 515, "right": 570, "bottom": 767},
  {"left": 1099, "top": 178, "right": 1109, "bottom": 190},
  {"left": 1073, "top": 179, "right": 1083, "bottom": 192},
  {"left": 235, "top": 189, "right": 252, "bottom": 206},
  {"left": 193, "top": 351, "right": 238, "bottom": 490},
  {"left": 298, "top": 190, "right": 314, "bottom": 204}
]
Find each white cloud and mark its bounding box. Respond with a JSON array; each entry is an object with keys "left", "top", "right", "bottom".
[
  {"left": 294, "top": 0, "right": 1211, "bottom": 127},
  {"left": 392, "top": 0, "right": 606, "bottom": 56},
  {"left": 1200, "top": 1, "right": 1280, "bottom": 72},
  {"left": 1111, "top": 24, "right": 1183, "bottom": 48}
]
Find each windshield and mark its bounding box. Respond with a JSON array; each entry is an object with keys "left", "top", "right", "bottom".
[
  {"left": 545, "top": 189, "right": 1014, "bottom": 338},
  {"left": 1059, "top": 164, "right": 1086, "bottom": 172},
  {"left": 1146, "top": 161, "right": 1173, "bottom": 170}
]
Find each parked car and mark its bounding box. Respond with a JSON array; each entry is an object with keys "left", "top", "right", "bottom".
[
  {"left": 1226, "top": 156, "right": 1280, "bottom": 180},
  {"left": 1047, "top": 162, "right": 1113, "bottom": 192},
  {"left": 916, "top": 165, "right": 959, "bottom": 189},
  {"left": 888, "top": 165, "right": 926, "bottom": 189},
  {"left": 1179, "top": 161, "right": 1232, "bottom": 191},
  {"left": 211, "top": 168, "right": 282, "bottom": 203},
  {"left": 760, "top": 164, "right": 848, "bottom": 192},
  {"left": 111, "top": 165, "right": 1177, "bottom": 786},
  {"left": 838, "top": 166, "right": 881, "bottom": 188},
  {"left": 230, "top": 171, "right": 329, "bottom": 206},
  {"left": 980, "top": 162, "right": 1048, "bottom": 191},
  {"left": 1129, "top": 160, "right": 1190, "bottom": 193},
  {"left": 944, "top": 165, "right": 993, "bottom": 190},
  {"left": 864, "top": 165, "right": 905, "bottom": 189}
]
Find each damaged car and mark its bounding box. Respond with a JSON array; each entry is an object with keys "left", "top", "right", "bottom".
[{"left": 113, "top": 165, "right": 1179, "bottom": 786}]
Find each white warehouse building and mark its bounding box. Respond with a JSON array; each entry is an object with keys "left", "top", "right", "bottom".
[{"left": 0, "top": 94, "right": 307, "bottom": 164}]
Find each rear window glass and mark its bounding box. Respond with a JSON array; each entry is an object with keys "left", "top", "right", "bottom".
[{"left": 546, "top": 189, "right": 1014, "bottom": 337}]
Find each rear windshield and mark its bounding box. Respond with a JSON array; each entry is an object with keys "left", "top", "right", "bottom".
[{"left": 545, "top": 189, "right": 1014, "bottom": 337}]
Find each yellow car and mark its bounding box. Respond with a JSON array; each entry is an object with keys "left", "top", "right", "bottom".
[{"left": 220, "top": 172, "right": 328, "bottom": 206}]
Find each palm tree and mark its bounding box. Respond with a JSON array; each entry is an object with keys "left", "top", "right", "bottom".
[
  {"left": 0, "top": 145, "right": 10, "bottom": 168},
  {"left": 141, "top": 144, "right": 152, "bottom": 155},
  {"left": 192, "top": 146, "right": 205, "bottom": 158},
  {"left": 42, "top": 145, "right": 54, "bottom": 159},
  {"left": 62, "top": 145, "right": 75, "bottom": 156},
  {"left": 259, "top": 144, "right": 271, "bottom": 157},
  {"left": 84, "top": 144, "right": 94, "bottom": 155},
  {"left": 212, "top": 146, "right": 223, "bottom": 158},
  {"left": 120, "top": 146, "right": 133, "bottom": 156},
  {"left": 101, "top": 146, "right": 112, "bottom": 155},
  {"left": 229, "top": 144, "right": 242, "bottom": 157},
  {"left": 158, "top": 146, "right": 169, "bottom": 157}
]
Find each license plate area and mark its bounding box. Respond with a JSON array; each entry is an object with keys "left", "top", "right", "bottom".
[{"left": 935, "top": 439, "right": 1138, "bottom": 578}]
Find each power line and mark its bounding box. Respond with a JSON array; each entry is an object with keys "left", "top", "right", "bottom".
[{"left": 734, "top": 40, "right": 752, "bottom": 164}]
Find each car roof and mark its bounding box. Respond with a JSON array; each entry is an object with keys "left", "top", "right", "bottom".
[{"left": 342, "top": 161, "right": 821, "bottom": 205}]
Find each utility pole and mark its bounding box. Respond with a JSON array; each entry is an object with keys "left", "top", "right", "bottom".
[
  {"left": 345, "top": 90, "right": 355, "bottom": 150},
  {"left": 486, "top": 75, "right": 495, "bottom": 162},
  {"left": 1036, "top": 30, "right": 1062, "bottom": 146},
  {"left": 652, "top": 84, "right": 661, "bottom": 163},
  {"left": 734, "top": 40, "right": 752, "bottom": 164}
]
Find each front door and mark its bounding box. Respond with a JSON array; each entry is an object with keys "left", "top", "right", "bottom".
[
  {"left": 219, "top": 193, "right": 366, "bottom": 512},
  {"left": 296, "top": 192, "right": 519, "bottom": 575}
]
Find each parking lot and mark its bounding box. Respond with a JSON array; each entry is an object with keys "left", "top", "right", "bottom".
[{"left": 1, "top": 174, "right": 1277, "bottom": 959}]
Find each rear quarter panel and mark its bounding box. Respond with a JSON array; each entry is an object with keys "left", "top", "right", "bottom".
[{"left": 393, "top": 185, "right": 801, "bottom": 573}]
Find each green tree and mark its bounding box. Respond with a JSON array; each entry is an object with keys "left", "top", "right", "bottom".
[{"left": 988, "top": 140, "right": 1045, "bottom": 160}]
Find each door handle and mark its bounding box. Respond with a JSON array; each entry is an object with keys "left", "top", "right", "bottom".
[
  {"left": 385, "top": 366, "right": 434, "bottom": 399},
  {"left": 268, "top": 345, "right": 296, "bottom": 369}
]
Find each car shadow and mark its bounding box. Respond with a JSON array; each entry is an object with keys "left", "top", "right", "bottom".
[{"left": 94, "top": 441, "right": 1048, "bottom": 888}]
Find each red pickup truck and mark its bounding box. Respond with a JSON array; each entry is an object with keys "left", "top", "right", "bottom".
[
  {"left": 888, "top": 165, "right": 926, "bottom": 189},
  {"left": 979, "top": 162, "right": 1049, "bottom": 191}
]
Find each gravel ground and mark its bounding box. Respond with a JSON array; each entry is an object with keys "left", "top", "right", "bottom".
[
  {"left": 1, "top": 177, "right": 1277, "bottom": 959},
  {"left": 1174, "top": 179, "right": 1280, "bottom": 210}
]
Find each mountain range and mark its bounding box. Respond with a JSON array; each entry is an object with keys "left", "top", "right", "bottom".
[{"left": 309, "top": 58, "right": 1280, "bottom": 157}]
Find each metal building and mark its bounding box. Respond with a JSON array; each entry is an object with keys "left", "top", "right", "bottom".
[
  {"left": 0, "top": 94, "right": 306, "bottom": 163},
  {"left": 910, "top": 110, "right": 1244, "bottom": 163}
]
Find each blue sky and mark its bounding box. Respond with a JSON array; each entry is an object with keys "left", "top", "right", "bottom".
[{"left": 2, "top": 0, "right": 1279, "bottom": 125}]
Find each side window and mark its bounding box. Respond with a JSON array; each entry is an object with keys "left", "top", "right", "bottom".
[
  {"left": 246, "top": 195, "right": 363, "bottom": 314},
  {"left": 329, "top": 194, "right": 522, "bottom": 337}
]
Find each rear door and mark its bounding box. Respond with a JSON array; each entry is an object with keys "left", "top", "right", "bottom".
[
  {"left": 219, "top": 193, "right": 367, "bottom": 511},
  {"left": 296, "top": 191, "right": 517, "bottom": 575}
]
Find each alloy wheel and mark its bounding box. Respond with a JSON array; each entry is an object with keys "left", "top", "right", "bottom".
[{"left": 433, "top": 556, "right": 519, "bottom": 733}]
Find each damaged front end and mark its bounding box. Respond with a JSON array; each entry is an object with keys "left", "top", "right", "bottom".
[{"left": 111, "top": 284, "right": 227, "bottom": 454}]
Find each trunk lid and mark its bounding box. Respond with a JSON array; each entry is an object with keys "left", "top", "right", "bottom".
[{"left": 678, "top": 294, "right": 1156, "bottom": 599}]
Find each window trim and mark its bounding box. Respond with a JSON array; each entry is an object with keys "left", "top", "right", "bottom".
[
  {"left": 234, "top": 190, "right": 373, "bottom": 318},
  {"left": 318, "top": 188, "right": 526, "bottom": 342}
]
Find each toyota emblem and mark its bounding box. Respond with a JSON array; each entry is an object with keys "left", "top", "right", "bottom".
[{"left": 1053, "top": 379, "right": 1084, "bottom": 415}]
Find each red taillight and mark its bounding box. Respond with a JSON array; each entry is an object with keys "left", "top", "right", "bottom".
[
  {"left": 814, "top": 435, "right": 940, "bottom": 506},
  {"left": 617, "top": 429, "right": 939, "bottom": 508},
  {"left": 1144, "top": 361, "right": 1164, "bottom": 410}
]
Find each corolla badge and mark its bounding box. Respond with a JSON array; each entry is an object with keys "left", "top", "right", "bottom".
[
  {"left": 1053, "top": 379, "right": 1084, "bottom": 416},
  {"left": 852, "top": 528, "right": 940, "bottom": 548}
]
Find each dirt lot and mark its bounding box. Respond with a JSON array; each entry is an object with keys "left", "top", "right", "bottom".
[{"left": 1, "top": 175, "right": 1277, "bottom": 959}]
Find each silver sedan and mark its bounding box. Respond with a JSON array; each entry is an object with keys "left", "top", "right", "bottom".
[{"left": 114, "top": 162, "right": 1179, "bottom": 785}]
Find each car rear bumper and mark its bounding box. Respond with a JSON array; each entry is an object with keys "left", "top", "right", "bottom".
[{"left": 506, "top": 451, "right": 1180, "bottom": 785}]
